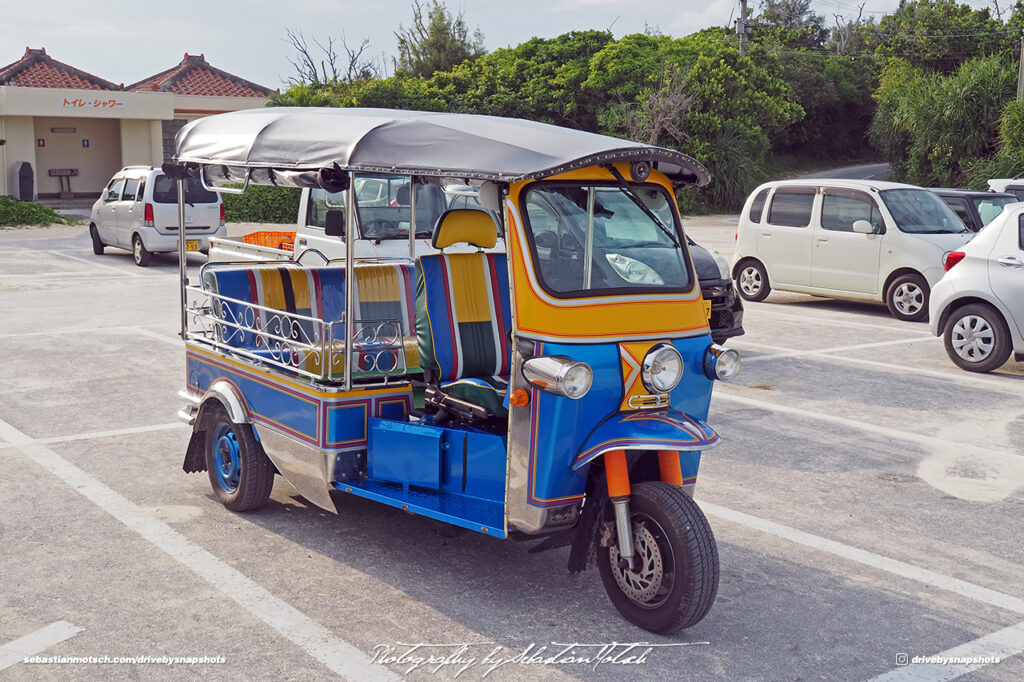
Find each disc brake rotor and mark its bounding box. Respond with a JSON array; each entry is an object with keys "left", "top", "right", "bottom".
[{"left": 609, "top": 522, "right": 664, "bottom": 603}]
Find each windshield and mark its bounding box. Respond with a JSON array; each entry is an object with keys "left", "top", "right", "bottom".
[
  {"left": 972, "top": 196, "right": 1016, "bottom": 226},
  {"left": 152, "top": 175, "right": 218, "bottom": 204},
  {"left": 522, "top": 183, "right": 691, "bottom": 297},
  {"left": 307, "top": 174, "right": 447, "bottom": 240},
  {"left": 879, "top": 189, "right": 968, "bottom": 234}
]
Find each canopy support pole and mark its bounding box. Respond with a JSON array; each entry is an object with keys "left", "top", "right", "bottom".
[{"left": 343, "top": 172, "right": 356, "bottom": 392}]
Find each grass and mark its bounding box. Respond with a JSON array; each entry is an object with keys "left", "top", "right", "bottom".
[{"left": 0, "top": 197, "right": 77, "bottom": 227}]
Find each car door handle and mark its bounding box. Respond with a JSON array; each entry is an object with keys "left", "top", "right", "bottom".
[
  {"left": 997, "top": 256, "right": 1023, "bottom": 268},
  {"left": 761, "top": 231, "right": 771, "bottom": 237},
  {"left": 816, "top": 237, "right": 828, "bottom": 244}
]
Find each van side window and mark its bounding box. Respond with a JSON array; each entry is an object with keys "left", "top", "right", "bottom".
[
  {"left": 105, "top": 179, "right": 125, "bottom": 202},
  {"left": 136, "top": 180, "right": 146, "bottom": 202},
  {"left": 1019, "top": 214, "right": 1024, "bottom": 249},
  {"left": 307, "top": 188, "right": 347, "bottom": 230},
  {"left": 940, "top": 198, "right": 971, "bottom": 227},
  {"left": 768, "top": 188, "right": 814, "bottom": 228},
  {"left": 748, "top": 188, "right": 770, "bottom": 224},
  {"left": 122, "top": 178, "right": 140, "bottom": 202},
  {"left": 821, "top": 189, "right": 883, "bottom": 232}
]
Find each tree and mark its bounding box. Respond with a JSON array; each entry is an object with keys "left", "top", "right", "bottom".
[
  {"left": 754, "top": 0, "right": 830, "bottom": 49},
  {"left": 284, "top": 28, "right": 381, "bottom": 86},
  {"left": 394, "top": 1, "right": 485, "bottom": 78}
]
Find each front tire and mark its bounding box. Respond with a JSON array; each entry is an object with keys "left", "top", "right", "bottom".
[
  {"left": 943, "top": 303, "right": 1012, "bottom": 373},
  {"left": 90, "top": 224, "right": 104, "bottom": 255},
  {"left": 203, "top": 405, "right": 275, "bottom": 511},
  {"left": 886, "top": 273, "right": 928, "bottom": 322},
  {"left": 736, "top": 260, "right": 770, "bottom": 302},
  {"left": 597, "top": 481, "right": 719, "bottom": 633},
  {"left": 132, "top": 234, "right": 152, "bottom": 267}
]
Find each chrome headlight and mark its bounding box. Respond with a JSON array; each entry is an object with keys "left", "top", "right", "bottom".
[
  {"left": 522, "top": 356, "right": 593, "bottom": 399},
  {"left": 704, "top": 344, "right": 740, "bottom": 381},
  {"left": 641, "top": 343, "right": 683, "bottom": 394},
  {"left": 606, "top": 253, "right": 664, "bottom": 285}
]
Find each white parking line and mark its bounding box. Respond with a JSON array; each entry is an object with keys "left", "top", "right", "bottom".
[
  {"left": 0, "top": 324, "right": 162, "bottom": 340},
  {"left": 0, "top": 423, "right": 186, "bottom": 450},
  {"left": 702, "top": 502, "right": 1024, "bottom": 615},
  {"left": 713, "top": 392, "right": 1023, "bottom": 461},
  {"left": 867, "top": 619, "right": 1024, "bottom": 681},
  {"left": 745, "top": 307, "right": 922, "bottom": 334},
  {"left": 738, "top": 336, "right": 938, "bottom": 362},
  {"left": 127, "top": 326, "right": 181, "bottom": 346},
  {"left": 44, "top": 250, "right": 148, "bottom": 278},
  {"left": 0, "top": 417, "right": 398, "bottom": 682},
  {"left": 0, "top": 621, "right": 84, "bottom": 670}
]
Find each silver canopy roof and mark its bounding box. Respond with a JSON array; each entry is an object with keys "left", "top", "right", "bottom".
[{"left": 173, "top": 107, "right": 710, "bottom": 188}]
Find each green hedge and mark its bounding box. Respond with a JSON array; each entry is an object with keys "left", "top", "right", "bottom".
[
  {"left": 0, "top": 197, "right": 74, "bottom": 227},
  {"left": 222, "top": 186, "right": 301, "bottom": 224}
]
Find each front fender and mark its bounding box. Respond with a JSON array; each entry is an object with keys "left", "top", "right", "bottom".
[{"left": 571, "top": 409, "right": 719, "bottom": 471}]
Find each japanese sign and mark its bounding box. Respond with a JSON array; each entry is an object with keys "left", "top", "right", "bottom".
[{"left": 61, "top": 97, "right": 126, "bottom": 110}]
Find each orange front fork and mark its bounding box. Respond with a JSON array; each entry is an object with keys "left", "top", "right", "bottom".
[
  {"left": 605, "top": 449, "right": 636, "bottom": 570},
  {"left": 658, "top": 450, "right": 684, "bottom": 486}
]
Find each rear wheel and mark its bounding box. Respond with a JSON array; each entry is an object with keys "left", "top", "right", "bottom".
[
  {"left": 943, "top": 303, "right": 1012, "bottom": 373},
  {"left": 597, "top": 481, "right": 718, "bottom": 633},
  {"left": 203, "top": 405, "right": 275, "bottom": 511},
  {"left": 736, "top": 260, "right": 770, "bottom": 302},
  {"left": 90, "top": 225, "right": 104, "bottom": 255},
  {"left": 886, "top": 273, "right": 928, "bottom": 322},
  {"left": 132, "top": 234, "right": 152, "bottom": 267}
]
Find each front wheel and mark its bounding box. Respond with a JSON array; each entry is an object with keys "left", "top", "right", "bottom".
[
  {"left": 203, "top": 405, "right": 275, "bottom": 511},
  {"left": 90, "top": 225, "right": 104, "bottom": 255},
  {"left": 886, "top": 273, "right": 928, "bottom": 322},
  {"left": 943, "top": 303, "right": 1012, "bottom": 373},
  {"left": 597, "top": 481, "right": 719, "bottom": 633},
  {"left": 736, "top": 260, "right": 770, "bottom": 302}
]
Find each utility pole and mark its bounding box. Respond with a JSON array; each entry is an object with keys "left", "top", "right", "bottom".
[{"left": 738, "top": 0, "right": 749, "bottom": 56}]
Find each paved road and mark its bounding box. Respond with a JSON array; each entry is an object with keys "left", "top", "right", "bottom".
[
  {"left": 1, "top": 222, "right": 1022, "bottom": 681},
  {"left": 795, "top": 162, "right": 891, "bottom": 181}
]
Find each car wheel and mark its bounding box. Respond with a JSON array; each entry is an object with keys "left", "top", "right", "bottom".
[
  {"left": 886, "top": 274, "right": 928, "bottom": 322},
  {"left": 943, "top": 303, "right": 1012, "bottom": 373},
  {"left": 89, "top": 224, "right": 104, "bottom": 255},
  {"left": 203, "top": 405, "right": 275, "bottom": 511},
  {"left": 736, "top": 260, "right": 770, "bottom": 302},
  {"left": 132, "top": 234, "right": 152, "bottom": 267}
]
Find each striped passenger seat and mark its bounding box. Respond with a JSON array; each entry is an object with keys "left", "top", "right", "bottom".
[
  {"left": 201, "top": 262, "right": 418, "bottom": 377},
  {"left": 416, "top": 209, "right": 511, "bottom": 417}
]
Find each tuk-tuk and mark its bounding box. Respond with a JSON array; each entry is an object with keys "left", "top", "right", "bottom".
[{"left": 170, "top": 107, "right": 740, "bottom": 633}]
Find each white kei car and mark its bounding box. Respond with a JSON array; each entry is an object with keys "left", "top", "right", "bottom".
[
  {"left": 90, "top": 166, "right": 225, "bottom": 266},
  {"left": 929, "top": 202, "right": 1024, "bottom": 372}
]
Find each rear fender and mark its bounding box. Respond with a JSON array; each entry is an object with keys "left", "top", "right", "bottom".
[{"left": 182, "top": 381, "right": 251, "bottom": 473}]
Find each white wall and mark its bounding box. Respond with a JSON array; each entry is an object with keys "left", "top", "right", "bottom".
[{"left": 33, "top": 117, "right": 120, "bottom": 195}]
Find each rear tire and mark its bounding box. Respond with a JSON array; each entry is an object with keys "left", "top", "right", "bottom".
[
  {"left": 943, "top": 303, "right": 1012, "bottom": 373},
  {"left": 203, "top": 405, "right": 275, "bottom": 511},
  {"left": 736, "top": 260, "right": 770, "bottom": 302},
  {"left": 132, "top": 234, "right": 152, "bottom": 267},
  {"left": 90, "top": 225, "right": 104, "bottom": 255},
  {"left": 886, "top": 273, "right": 928, "bottom": 322},
  {"left": 597, "top": 481, "right": 719, "bottom": 633}
]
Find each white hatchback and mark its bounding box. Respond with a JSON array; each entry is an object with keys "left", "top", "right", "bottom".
[
  {"left": 929, "top": 202, "right": 1024, "bottom": 372},
  {"left": 733, "top": 179, "right": 974, "bottom": 321},
  {"left": 90, "top": 166, "right": 225, "bottom": 266}
]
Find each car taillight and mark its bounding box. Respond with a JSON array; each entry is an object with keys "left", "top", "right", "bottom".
[
  {"left": 219, "top": 203, "right": 225, "bottom": 226},
  {"left": 143, "top": 203, "right": 154, "bottom": 227},
  {"left": 943, "top": 251, "right": 965, "bottom": 271}
]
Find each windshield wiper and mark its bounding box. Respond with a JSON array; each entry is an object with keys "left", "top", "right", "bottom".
[{"left": 603, "top": 164, "right": 679, "bottom": 247}]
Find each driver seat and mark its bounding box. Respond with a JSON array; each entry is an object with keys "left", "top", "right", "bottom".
[{"left": 415, "top": 209, "right": 511, "bottom": 418}]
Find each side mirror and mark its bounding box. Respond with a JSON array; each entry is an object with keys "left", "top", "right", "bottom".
[
  {"left": 852, "top": 220, "right": 875, "bottom": 235},
  {"left": 324, "top": 209, "right": 345, "bottom": 238}
]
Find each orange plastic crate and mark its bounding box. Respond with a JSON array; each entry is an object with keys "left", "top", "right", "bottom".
[{"left": 242, "top": 230, "right": 295, "bottom": 251}]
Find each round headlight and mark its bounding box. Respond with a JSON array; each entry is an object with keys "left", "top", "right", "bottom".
[
  {"left": 704, "top": 344, "right": 741, "bottom": 381},
  {"left": 641, "top": 343, "right": 683, "bottom": 394},
  {"left": 561, "top": 362, "right": 593, "bottom": 399}
]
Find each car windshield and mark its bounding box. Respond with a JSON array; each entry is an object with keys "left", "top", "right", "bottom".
[
  {"left": 522, "top": 183, "right": 691, "bottom": 297},
  {"left": 972, "top": 196, "right": 1016, "bottom": 226},
  {"left": 879, "top": 189, "right": 969, "bottom": 234},
  {"left": 152, "top": 175, "right": 218, "bottom": 204}
]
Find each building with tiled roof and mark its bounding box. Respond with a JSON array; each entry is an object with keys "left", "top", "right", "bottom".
[{"left": 0, "top": 48, "right": 273, "bottom": 200}]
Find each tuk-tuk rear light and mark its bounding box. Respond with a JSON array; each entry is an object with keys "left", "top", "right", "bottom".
[
  {"left": 704, "top": 344, "right": 741, "bottom": 381},
  {"left": 641, "top": 343, "right": 683, "bottom": 394},
  {"left": 522, "top": 356, "right": 592, "bottom": 399}
]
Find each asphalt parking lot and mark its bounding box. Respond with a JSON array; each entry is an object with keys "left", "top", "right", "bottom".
[{"left": 1, "top": 219, "right": 1022, "bottom": 681}]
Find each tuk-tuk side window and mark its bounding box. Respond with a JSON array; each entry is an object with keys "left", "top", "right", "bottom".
[
  {"left": 748, "top": 188, "right": 770, "bottom": 224},
  {"left": 521, "top": 183, "right": 691, "bottom": 298},
  {"left": 821, "top": 189, "right": 882, "bottom": 233},
  {"left": 767, "top": 188, "right": 815, "bottom": 228}
]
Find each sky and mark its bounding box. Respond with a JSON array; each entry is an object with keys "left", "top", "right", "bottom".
[{"left": 1, "top": 0, "right": 957, "bottom": 92}]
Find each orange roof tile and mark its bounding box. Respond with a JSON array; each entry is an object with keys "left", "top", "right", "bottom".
[
  {"left": 127, "top": 53, "right": 273, "bottom": 97},
  {"left": 0, "top": 47, "right": 120, "bottom": 90}
]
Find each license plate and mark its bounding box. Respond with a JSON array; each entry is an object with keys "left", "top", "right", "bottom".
[
  {"left": 185, "top": 240, "right": 199, "bottom": 252},
  {"left": 704, "top": 300, "right": 712, "bottom": 319}
]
